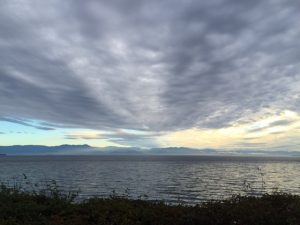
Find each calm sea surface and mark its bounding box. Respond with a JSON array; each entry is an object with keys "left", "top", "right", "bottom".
[{"left": 1, "top": 155, "right": 300, "bottom": 204}]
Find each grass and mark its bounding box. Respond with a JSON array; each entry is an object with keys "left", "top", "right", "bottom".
[{"left": 1, "top": 182, "right": 300, "bottom": 225}]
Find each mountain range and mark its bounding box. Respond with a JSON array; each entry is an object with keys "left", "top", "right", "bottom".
[{"left": 0, "top": 145, "right": 299, "bottom": 156}]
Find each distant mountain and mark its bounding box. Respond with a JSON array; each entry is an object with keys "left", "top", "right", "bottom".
[
  {"left": 92, "top": 146, "right": 145, "bottom": 155},
  {"left": 0, "top": 145, "right": 216, "bottom": 155},
  {"left": 0, "top": 144, "right": 93, "bottom": 155},
  {"left": 146, "top": 147, "right": 216, "bottom": 155},
  {"left": 0, "top": 145, "right": 299, "bottom": 156},
  {"left": 235, "top": 150, "right": 300, "bottom": 157}
]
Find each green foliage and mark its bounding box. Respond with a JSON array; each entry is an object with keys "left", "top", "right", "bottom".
[{"left": 1, "top": 182, "right": 300, "bottom": 225}]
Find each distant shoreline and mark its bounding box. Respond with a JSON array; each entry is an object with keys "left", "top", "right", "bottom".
[
  {"left": 1, "top": 154, "right": 299, "bottom": 158},
  {"left": 1, "top": 144, "right": 300, "bottom": 157}
]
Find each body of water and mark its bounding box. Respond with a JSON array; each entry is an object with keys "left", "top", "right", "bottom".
[{"left": 1, "top": 155, "right": 300, "bottom": 204}]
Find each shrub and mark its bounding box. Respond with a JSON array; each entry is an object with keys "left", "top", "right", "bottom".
[{"left": 1, "top": 182, "right": 300, "bottom": 225}]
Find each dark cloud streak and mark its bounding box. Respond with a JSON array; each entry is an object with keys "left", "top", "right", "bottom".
[
  {"left": 0, "top": 117, "right": 55, "bottom": 131},
  {"left": 247, "top": 119, "right": 295, "bottom": 133}
]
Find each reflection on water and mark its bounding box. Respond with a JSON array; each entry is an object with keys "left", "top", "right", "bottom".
[{"left": 1, "top": 155, "right": 300, "bottom": 204}]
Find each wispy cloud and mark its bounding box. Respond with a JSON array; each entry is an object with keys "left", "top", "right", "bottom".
[
  {"left": 235, "top": 142, "right": 268, "bottom": 147},
  {"left": 269, "top": 120, "right": 295, "bottom": 127},
  {"left": 64, "top": 131, "right": 102, "bottom": 140},
  {"left": 0, "top": 118, "right": 55, "bottom": 131},
  {"left": 247, "top": 119, "right": 296, "bottom": 133},
  {"left": 64, "top": 130, "right": 161, "bottom": 147}
]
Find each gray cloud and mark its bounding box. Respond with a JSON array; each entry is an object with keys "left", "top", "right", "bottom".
[
  {"left": 247, "top": 127, "right": 268, "bottom": 133},
  {"left": 243, "top": 137, "right": 260, "bottom": 140},
  {"left": 237, "top": 142, "right": 267, "bottom": 147},
  {"left": 64, "top": 133, "right": 101, "bottom": 140},
  {"left": 269, "top": 131, "right": 286, "bottom": 135},
  {"left": 0, "top": 117, "right": 55, "bottom": 130},
  {"left": 64, "top": 130, "right": 161, "bottom": 147},
  {"left": 269, "top": 120, "right": 295, "bottom": 127},
  {"left": 103, "top": 131, "right": 161, "bottom": 147},
  {"left": 0, "top": 0, "right": 300, "bottom": 133},
  {"left": 247, "top": 119, "right": 295, "bottom": 133}
]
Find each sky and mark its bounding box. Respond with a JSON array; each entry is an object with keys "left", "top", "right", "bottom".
[{"left": 0, "top": 0, "right": 300, "bottom": 151}]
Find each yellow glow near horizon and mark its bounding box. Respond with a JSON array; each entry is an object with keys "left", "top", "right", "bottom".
[
  {"left": 160, "top": 110, "right": 300, "bottom": 150},
  {"left": 160, "top": 127, "right": 245, "bottom": 149},
  {"left": 1, "top": 110, "right": 299, "bottom": 149}
]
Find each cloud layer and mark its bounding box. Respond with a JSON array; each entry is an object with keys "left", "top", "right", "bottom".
[{"left": 1, "top": 0, "right": 300, "bottom": 143}]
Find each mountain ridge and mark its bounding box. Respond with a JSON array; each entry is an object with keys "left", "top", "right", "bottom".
[{"left": 0, "top": 145, "right": 299, "bottom": 156}]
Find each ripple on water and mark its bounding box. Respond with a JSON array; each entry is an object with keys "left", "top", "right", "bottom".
[{"left": 1, "top": 155, "right": 300, "bottom": 203}]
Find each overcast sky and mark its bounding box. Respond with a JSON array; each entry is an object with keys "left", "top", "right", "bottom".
[{"left": 0, "top": 0, "right": 300, "bottom": 150}]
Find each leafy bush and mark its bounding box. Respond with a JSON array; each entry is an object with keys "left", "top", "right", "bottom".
[{"left": 1, "top": 182, "right": 300, "bottom": 225}]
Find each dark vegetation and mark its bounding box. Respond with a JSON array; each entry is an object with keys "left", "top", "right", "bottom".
[{"left": 1, "top": 180, "right": 300, "bottom": 225}]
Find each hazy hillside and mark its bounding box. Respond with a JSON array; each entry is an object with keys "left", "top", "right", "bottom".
[{"left": 0, "top": 145, "right": 299, "bottom": 156}]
